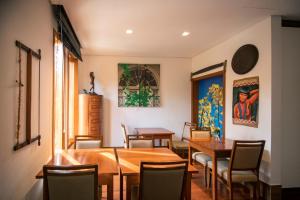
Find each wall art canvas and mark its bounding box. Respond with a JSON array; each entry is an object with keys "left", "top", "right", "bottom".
[
  {"left": 232, "top": 76, "right": 259, "bottom": 127},
  {"left": 118, "top": 63, "right": 160, "bottom": 107},
  {"left": 198, "top": 75, "right": 224, "bottom": 139}
]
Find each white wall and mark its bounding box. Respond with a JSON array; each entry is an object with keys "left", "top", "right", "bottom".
[
  {"left": 281, "top": 27, "right": 300, "bottom": 188},
  {"left": 192, "top": 17, "right": 273, "bottom": 184},
  {"left": 0, "top": 0, "right": 53, "bottom": 199},
  {"left": 78, "top": 56, "right": 191, "bottom": 147}
]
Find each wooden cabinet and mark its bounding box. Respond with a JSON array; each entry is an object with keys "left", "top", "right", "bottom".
[{"left": 78, "top": 94, "right": 103, "bottom": 142}]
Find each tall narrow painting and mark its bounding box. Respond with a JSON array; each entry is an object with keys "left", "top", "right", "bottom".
[
  {"left": 232, "top": 76, "right": 259, "bottom": 127},
  {"left": 118, "top": 63, "right": 160, "bottom": 107},
  {"left": 198, "top": 75, "right": 224, "bottom": 139}
]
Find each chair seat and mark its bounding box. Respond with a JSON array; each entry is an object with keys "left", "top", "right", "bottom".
[
  {"left": 172, "top": 140, "right": 188, "bottom": 149},
  {"left": 224, "top": 170, "right": 258, "bottom": 183},
  {"left": 192, "top": 152, "right": 211, "bottom": 166},
  {"left": 207, "top": 160, "right": 229, "bottom": 176},
  {"left": 207, "top": 160, "right": 258, "bottom": 183}
]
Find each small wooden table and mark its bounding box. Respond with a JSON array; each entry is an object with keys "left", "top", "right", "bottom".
[
  {"left": 117, "top": 148, "right": 198, "bottom": 200},
  {"left": 36, "top": 149, "right": 119, "bottom": 200},
  {"left": 189, "top": 138, "right": 233, "bottom": 200},
  {"left": 135, "top": 128, "right": 174, "bottom": 148}
]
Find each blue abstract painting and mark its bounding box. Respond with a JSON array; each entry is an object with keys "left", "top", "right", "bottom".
[{"left": 198, "top": 76, "right": 224, "bottom": 139}]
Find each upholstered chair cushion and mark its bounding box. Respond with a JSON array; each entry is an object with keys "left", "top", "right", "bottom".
[
  {"left": 223, "top": 170, "right": 258, "bottom": 182},
  {"left": 129, "top": 140, "right": 153, "bottom": 148},
  {"left": 231, "top": 146, "right": 262, "bottom": 170},
  {"left": 76, "top": 140, "right": 101, "bottom": 149},
  {"left": 207, "top": 160, "right": 258, "bottom": 183},
  {"left": 207, "top": 160, "right": 229, "bottom": 176},
  {"left": 191, "top": 130, "right": 210, "bottom": 139},
  {"left": 172, "top": 140, "right": 188, "bottom": 149},
  {"left": 192, "top": 152, "right": 211, "bottom": 166},
  {"left": 140, "top": 168, "right": 185, "bottom": 200},
  {"left": 47, "top": 173, "right": 95, "bottom": 200}
]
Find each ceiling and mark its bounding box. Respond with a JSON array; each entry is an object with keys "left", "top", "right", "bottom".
[{"left": 54, "top": 0, "right": 300, "bottom": 58}]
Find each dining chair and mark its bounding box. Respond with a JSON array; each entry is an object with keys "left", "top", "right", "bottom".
[
  {"left": 134, "top": 160, "right": 188, "bottom": 200},
  {"left": 207, "top": 140, "right": 265, "bottom": 200},
  {"left": 190, "top": 128, "right": 212, "bottom": 187},
  {"left": 74, "top": 135, "right": 102, "bottom": 149},
  {"left": 43, "top": 164, "right": 98, "bottom": 200},
  {"left": 121, "top": 124, "right": 153, "bottom": 148},
  {"left": 171, "top": 122, "right": 196, "bottom": 158}
]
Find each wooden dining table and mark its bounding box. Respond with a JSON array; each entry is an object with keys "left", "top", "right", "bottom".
[
  {"left": 188, "top": 138, "right": 233, "bottom": 200},
  {"left": 116, "top": 148, "right": 198, "bottom": 200},
  {"left": 36, "top": 148, "right": 119, "bottom": 200},
  {"left": 135, "top": 128, "right": 174, "bottom": 149}
]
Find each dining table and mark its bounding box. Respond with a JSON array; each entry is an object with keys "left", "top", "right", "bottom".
[
  {"left": 135, "top": 128, "right": 174, "bottom": 149},
  {"left": 116, "top": 148, "right": 198, "bottom": 200},
  {"left": 36, "top": 148, "right": 119, "bottom": 200},
  {"left": 188, "top": 138, "right": 233, "bottom": 200}
]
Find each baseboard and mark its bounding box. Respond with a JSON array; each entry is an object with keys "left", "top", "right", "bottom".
[
  {"left": 282, "top": 187, "right": 300, "bottom": 200},
  {"left": 260, "top": 182, "right": 281, "bottom": 200}
]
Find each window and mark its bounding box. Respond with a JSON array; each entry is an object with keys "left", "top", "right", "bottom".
[{"left": 53, "top": 32, "right": 78, "bottom": 153}]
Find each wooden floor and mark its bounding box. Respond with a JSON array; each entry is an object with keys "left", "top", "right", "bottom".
[{"left": 101, "top": 163, "right": 255, "bottom": 200}]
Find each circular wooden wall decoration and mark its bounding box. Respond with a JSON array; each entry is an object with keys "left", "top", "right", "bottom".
[{"left": 231, "top": 44, "right": 259, "bottom": 74}]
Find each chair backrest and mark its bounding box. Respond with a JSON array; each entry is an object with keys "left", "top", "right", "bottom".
[
  {"left": 181, "top": 122, "right": 197, "bottom": 140},
  {"left": 229, "top": 140, "right": 265, "bottom": 171},
  {"left": 43, "top": 164, "right": 98, "bottom": 200},
  {"left": 121, "top": 124, "right": 129, "bottom": 148},
  {"left": 139, "top": 160, "right": 188, "bottom": 200},
  {"left": 129, "top": 137, "right": 154, "bottom": 148},
  {"left": 74, "top": 135, "right": 101, "bottom": 149},
  {"left": 190, "top": 129, "right": 211, "bottom": 139}
]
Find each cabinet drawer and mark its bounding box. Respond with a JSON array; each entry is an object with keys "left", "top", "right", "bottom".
[
  {"left": 89, "top": 103, "right": 100, "bottom": 110},
  {"left": 89, "top": 125, "right": 99, "bottom": 132},
  {"left": 89, "top": 112, "right": 100, "bottom": 118}
]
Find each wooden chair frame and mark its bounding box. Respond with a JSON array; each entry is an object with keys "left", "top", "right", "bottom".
[
  {"left": 139, "top": 160, "right": 189, "bottom": 200},
  {"left": 121, "top": 124, "right": 154, "bottom": 148},
  {"left": 181, "top": 122, "right": 197, "bottom": 142},
  {"left": 209, "top": 140, "right": 265, "bottom": 200},
  {"left": 74, "top": 135, "right": 102, "bottom": 149},
  {"left": 43, "top": 164, "right": 98, "bottom": 200}
]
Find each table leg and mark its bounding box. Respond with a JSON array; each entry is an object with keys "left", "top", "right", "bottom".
[
  {"left": 168, "top": 135, "right": 172, "bottom": 149},
  {"left": 107, "top": 175, "right": 114, "bottom": 200},
  {"left": 212, "top": 153, "right": 218, "bottom": 200},
  {"left": 120, "top": 172, "right": 123, "bottom": 200},
  {"left": 188, "top": 145, "right": 192, "bottom": 165},
  {"left": 126, "top": 175, "right": 139, "bottom": 200},
  {"left": 186, "top": 172, "right": 192, "bottom": 200},
  {"left": 126, "top": 176, "right": 133, "bottom": 200}
]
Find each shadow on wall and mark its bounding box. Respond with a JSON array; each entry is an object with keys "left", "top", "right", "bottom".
[
  {"left": 25, "top": 180, "right": 43, "bottom": 200},
  {"left": 260, "top": 149, "right": 271, "bottom": 184}
]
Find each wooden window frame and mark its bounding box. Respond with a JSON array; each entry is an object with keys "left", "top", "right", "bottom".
[{"left": 191, "top": 61, "right": 226, "bottom": 141}]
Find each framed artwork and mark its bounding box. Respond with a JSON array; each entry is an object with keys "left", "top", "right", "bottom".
[
  {"left": 198, "top": 75, "right": 224, "bottom": 139},
  {"left": 118, "top": 63, "right": 160, "bottom": 107},
  {"left": 232, "top": 76, "right": 259, "bottom": 127}
]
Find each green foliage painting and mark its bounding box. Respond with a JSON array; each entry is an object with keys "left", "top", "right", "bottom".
[{"left": 118, "top": 63, "right": 160, "bottom": 107}]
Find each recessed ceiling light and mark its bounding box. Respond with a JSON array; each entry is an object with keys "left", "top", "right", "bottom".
[
  {"left": 126, "top": 29, "right": 133, "bottom": 34},
  {"left": 182, "top": 31, "right": 190, "bottom": 37}
]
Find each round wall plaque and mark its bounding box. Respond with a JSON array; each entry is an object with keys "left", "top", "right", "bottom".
[{"left": 231, "top": 44, "right": 259, "bottom": 74}]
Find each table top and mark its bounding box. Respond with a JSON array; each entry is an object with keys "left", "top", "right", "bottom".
[
  {"left": 135, "top": 128, "right": 174, "bottom": 135},
  {"left": 36, "top": 148, "right": 119, "bottom": 178},
  {"left": 116, "top": 148, "right": 198, "bottom": 175},
  {"left": 189, "top": 138, "right": 233, "bottom": 152}
]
